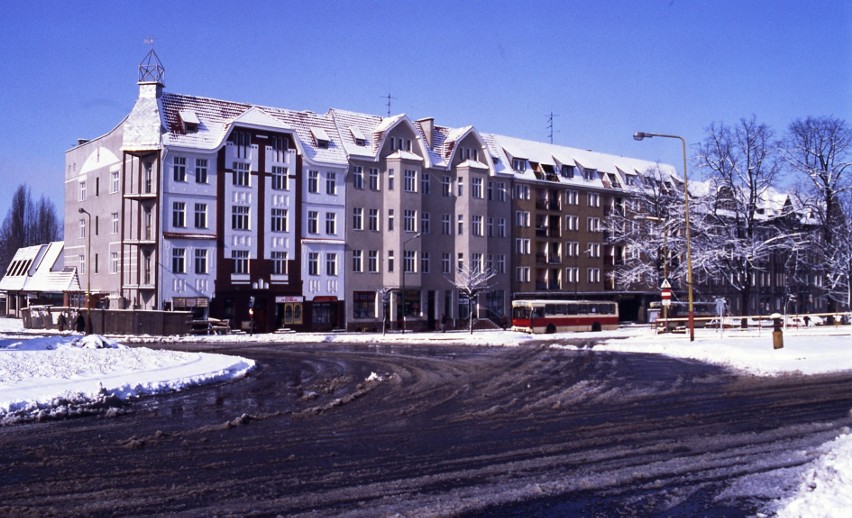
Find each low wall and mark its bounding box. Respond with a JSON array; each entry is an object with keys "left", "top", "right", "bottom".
[{"left": 21, "top": 306, "right": 193, "bottom": 336}]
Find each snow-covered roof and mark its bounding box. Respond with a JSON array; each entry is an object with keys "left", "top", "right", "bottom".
[{"left": 0, "top": 242, "right": 79, "bottom": 294}]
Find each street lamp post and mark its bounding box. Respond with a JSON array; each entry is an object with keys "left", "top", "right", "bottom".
[
  {"left": 78, "top": 207, "right": 92, "bottom": 335},
  {"left": 633, "top": 131, "right": 695, "bottom": 341},
  {"left": 400, "top": 232, "right": 422, "bottom": 334}
]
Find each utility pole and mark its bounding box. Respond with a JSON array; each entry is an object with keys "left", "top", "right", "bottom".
[{"left": 547, "top": 111, "right": 558, "bottom": 144}]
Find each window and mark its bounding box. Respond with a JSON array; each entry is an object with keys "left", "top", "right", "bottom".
[
  {"left": 516, "top": 238, "right": 531, "bottom": 255},
  {"left": 516, "top": 211, "right": 530, "bottom": 227},
  {"left": 457, "top": 176, "right": 464, "bottom": 197},
  {"left": 110, "top": 171, "right": 120, "bottom": 193},
  {"left": 472, "top": 215, "right": 483, "bottom": 237},
  {"left": 512, "top": 158, "right": 527, "bottom": 172},
  {"left": 368, "top": 250, "right": 379, "bottom": 273},
  {"left": 457, "top": 253, "right": 464, "bottom": 271},
  {"left": 308, "top": 252, "right": 319, "bottom": 276},
  {"left": 566, "top": 267, "right": 579, "bottom": 283},
  {"left": 565, "top": 215, "right": 579, "bottom": 231},
  {"left": 515, "top": 184, "right": 530, "bottom": 200},
  {"left": 497, "top": 218, "right": 507, "bottom": 238},
  {"left": 326, "top": 253, "right": 337, "bottom": 276},
  {"left": 110, "top": 252, "right": 119, "bottom": 274},
  {"left": 404, "top": 209, "right": 416, "bottom": 232},
  {"left": 488, "top": 217, "right": 494, "bottom": 237},
  {"left": 195, "top": 159, "right": 208, "bottom": 184},
  {"left": 497, "top": 182, "right": 507, "bottom": 202},
  {"left": 497, "top": 254, "right": 506, "bottom": 274},
  {"left": 565, "top": 190, "right": 579, "bottom": 205},
  {"left": 404, "top": 250, "right": 416, "bottom": 273},
  {"left": 352, "top": 250, "right": 363, "bottom": 272},
  {"left": 368, "top": 209, "right": 379, "bottom": 231},
  {"left": 442, "top": 176, "right": 452, "bottom": 197},
  {"left": 421, "top": 252, "right": 430, "bottom": 274},
  {"left": 588, "top": 217, "right": 601, "bottom": 232},
  {"left": 79, "top": 181, "right": 86, "bottom": 201},
  {"left": 388, "top": 168, "right": 394, "bottom": 191},
  {"left": 194, "top": 249, "right": 207, "bottom": 274},
  {"left": 325, "top": 212, "right": 337, "bottom": 235},
  {"left": 271, "top": 208, "right": 288, "bottom": 232},
  {"left": 388, "top": 209, "right": 394, "bottom": 231},
  {"left": 421, "top": 212, "right": 431, "bottom": 234},
  {"left": 173, "top": 157, "right": 187, "bottom": 182},
  {"left": 472, "top": 253, "right": 483, "bottom": 273},
  {"left": 457, "top": 214, "right": 464, "bottom": 235},
  {"left": 587, "top": 192, "right": 600, "bottom": 207},
  {"left": 307, "top": 211, "right": 318, "bottom": 234},
  {"left": 388, "top": 250, "right": 394, "bottom": 273},
  {"left": 472, "top": 177, "right": 483, "bottom": 198},
  {"left": 352, "top": 166, "right": 363, "bottom": 190},
  {"left": 232, "top": 205, "right": 250, "bottom": 230},
  {"left": 404, "top": 169, "right": 417, "bottom": 192},
  {"left": 272, "top": 135, "right": 289, "bottom": 162},
  {"left": 421, "top": 173, "right": 430, "bottom": 194},
  {"left": 516, "top": 266, "right": 531, "bottom": 283},
  {"left": 172, "top": 248, "right": 186, "bottom": 273},
  {"left": 172, "top": 202, "right": 186, "bottom": 228},
  {"left": 308, "top": 170, "right": 319, "bottom": 193},
  {"left": 79, "top": 218, "right": 86, "bottom": 239},
  {"left": 566, "top": 241, "right": 579, "bottom": 257},
  {"left": 588, "top": 268, "right": 601, "bottom": 283},
  {"left": 111, "top": 212, "right": 119, "bottom": 234},
  {"left": 583, "top": 168, "right": 596, "bottom": 181},
  {"left": 442, "top": 214, "right": 451, "bottom": 235},
  {"left": 561, "top": 164, "right": 575, "bottom": 178},
  {"left": 232, "top": 250, "right": 249, "bottom": 274},
  {"left": 588, "top": 243, "right": 601, "bottom": 258},
  {"left": 352, "top": 207, "right": 364, "bottom": 230},
  {"left": 272, "top": 166, "right": 288, "bottom": 190},
  {"left": 272, "top": 251, "right": 288, "bottom": 275},
  {"left": 233, "top": 162, "right": 250, "bottom": 186},
  {"left": 442, "top": 253, "right": 451, "bottom": 274},
  {"left": 353, "top": 291, "right": 376, "bottom": 319},
  {"left": 369, "top": 168, "right": 379, "bottom": 191},
  {"left": 326, "top": 171, "right": 337, "bottom": 195},
  {"left": 194, "top": 203, "right": 207, "bottom": 229}
]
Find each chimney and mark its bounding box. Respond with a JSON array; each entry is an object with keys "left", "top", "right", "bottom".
[{"left": 417, "top": 117, "right": 434, "bottom": 147}]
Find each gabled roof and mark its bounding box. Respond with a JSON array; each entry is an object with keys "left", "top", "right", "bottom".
[{"left": 0, "top": 242, "right": 79, "bottom": 294}]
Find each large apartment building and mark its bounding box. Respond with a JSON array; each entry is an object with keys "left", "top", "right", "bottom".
[{"left": 64, "top": 51, "right": 673, "bottom": 332}]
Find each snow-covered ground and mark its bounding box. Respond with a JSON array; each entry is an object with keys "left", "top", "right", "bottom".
[{"left": 1, "top": 317, "right": 850, "bottom": 514}]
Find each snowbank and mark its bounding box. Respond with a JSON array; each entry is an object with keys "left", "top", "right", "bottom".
[{"left": 0, "top": 329, "right": 254, "bottom": 423}]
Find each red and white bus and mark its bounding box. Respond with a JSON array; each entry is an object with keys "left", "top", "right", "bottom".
[{"left": 511, "top": 299, "right": 619, "bottom": 334}]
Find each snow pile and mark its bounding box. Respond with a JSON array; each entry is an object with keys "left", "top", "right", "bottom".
[
  {"left": 775, "top": 431, "right": 852, "bottom": 517},
  {"left": 0, "top": 331, "right": 255, "bottom": 423}
]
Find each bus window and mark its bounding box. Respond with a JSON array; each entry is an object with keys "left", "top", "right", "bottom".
[
  {"left": 556, "top": 304, "right": 567, "bottom": 315},
  {"left": 533, "top": 307, "right": 545, "bottom": 318},
  {"left": 512, "top": 306, "right": 531, "bottom": 319},
  {"left": 545, "top": 304, "right": 557, "bottom": 315}
]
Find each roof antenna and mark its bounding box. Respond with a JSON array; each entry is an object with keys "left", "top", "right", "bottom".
[
  {"left": 547, "top": 111, "right": 559, "bottom": 144},
  {"left": 382, "top": 91, "right": 396, "bottom": 117}
]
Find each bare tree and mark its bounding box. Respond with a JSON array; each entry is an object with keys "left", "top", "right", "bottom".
[
  {"left": 0, "top": 185, "right": 62, "bottom": 275},
  {"left": 606, "top": 164, "right": 687, "bottom": 292},
  {"left": 446, "top": 265, "right": 498, "bottom": 334},
  {"left": 691, "top": 116, "right": 788, "bottom": 315},
  {"left": 782, "top": 116, "right": 852, "bottom": 313}
]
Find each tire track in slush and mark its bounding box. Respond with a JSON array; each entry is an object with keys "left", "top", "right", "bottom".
[{"left": 1, "top": 343, "right": 851, "bottom": 516}]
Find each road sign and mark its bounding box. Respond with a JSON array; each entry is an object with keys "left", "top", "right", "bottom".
[
  {"left": 661, "top": 287, "right": 672, "bottom": 307},
  {"left": 660, "top": 279, "right": 672, "bottom": 289}
]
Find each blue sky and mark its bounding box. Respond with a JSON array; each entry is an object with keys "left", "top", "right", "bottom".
[{"left": 0, "top": 0, "right": 849, "bottom": 224}]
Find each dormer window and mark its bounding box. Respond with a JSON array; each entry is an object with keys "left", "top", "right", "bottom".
[
  {"left": 310, "top": 127, "right": 331, "bottom": 149},
  {"left": 512, "top": 158, "right": 527, "bottom": 172},
  {"left": 582, "top": 168, "right": 596, "bottom": 181},
  {"left": 561, "top": 164, "right": 575, "bottom": 178},
  {"left": 349, "top": 126, "right": 367, "bottom": 146},
  {"left": 178, "top": 110, "right": 200, "bottom": 133}
]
